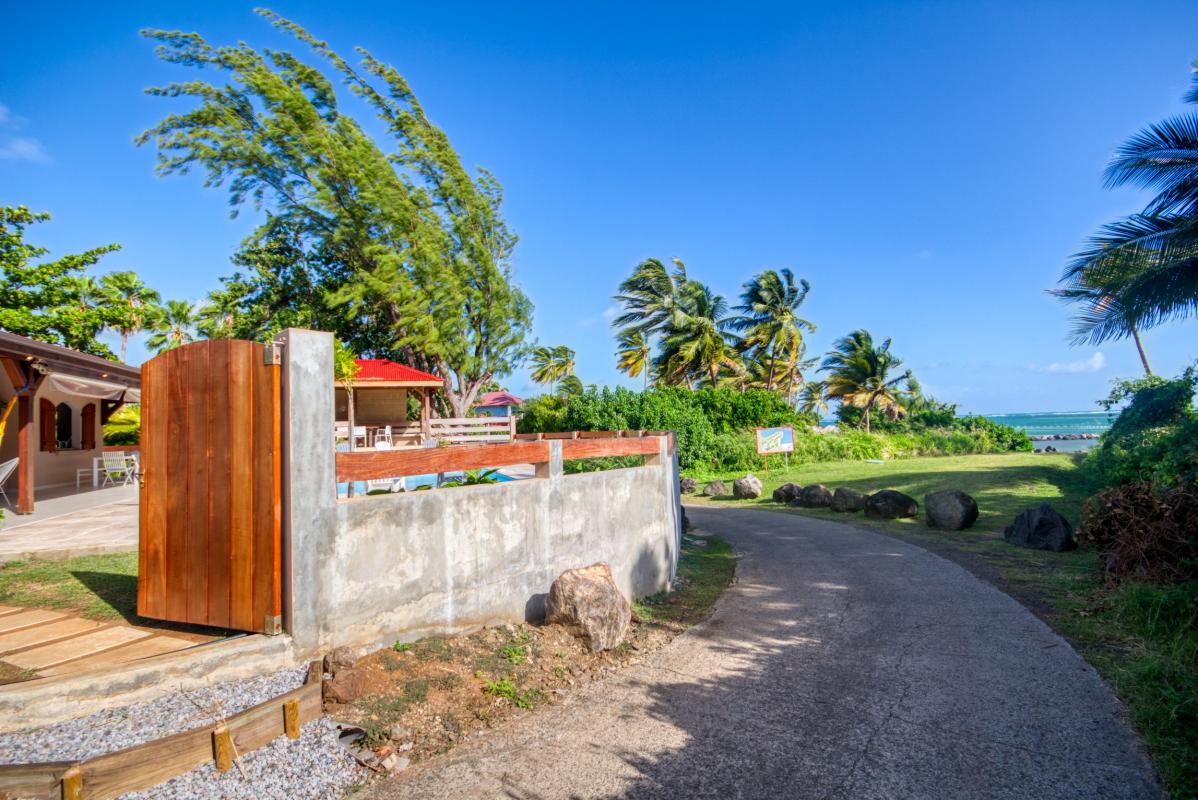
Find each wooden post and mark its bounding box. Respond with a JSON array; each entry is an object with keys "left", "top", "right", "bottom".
[
  {"left": 420, "top": 389, "right": 431, "bottom": 440},
  {"left": 16, "top": 392, "right": 34, "bottom": 514},
  {"left": 283, "top": 699, "right": 300, "bottom": 739},
  {"left": 213, "top": 724, "right": 234, "bottom": 772},
  {"left": 60, "top": 765, "right": 82, "bottom": 800}
]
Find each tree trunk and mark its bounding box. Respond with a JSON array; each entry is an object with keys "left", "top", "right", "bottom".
[
  {"left": 1131, "top": 325, "right": 1152, "bottom": 376},
  {"left": 120, "top": 332, "right": 129, "bottom": 363},
  {"left": 345, "top": 386, "right": 356, "bottom": 498}
]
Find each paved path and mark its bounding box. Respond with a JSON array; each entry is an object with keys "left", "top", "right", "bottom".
[
  {"left": 0, "top": 486, "right": 137, "bottom": 562},
  {"left": 370, "top": 505, "right": 1161, "bottom": 799}
]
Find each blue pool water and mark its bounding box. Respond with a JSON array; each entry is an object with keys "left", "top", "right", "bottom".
[{"left": 337, "top": 469, "right": 515, "bottom": 497}]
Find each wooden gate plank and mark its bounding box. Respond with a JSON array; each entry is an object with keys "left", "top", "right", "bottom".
[
  {"left": 164, "top": 349, "right": 190, "bottom": 622},
  {"left": 205, "top": 340, "right": 233, "bottom": 629},
  {"left": 227, "top": 341, "right": 255, "bottom": 632},
  {"left": 251, "top": 353, "right": 281, "bottom": 631},
  {"left": 184, "top": 342, "right": 210, "bottom": 624},
  {"left": 137, "top": 355, "right": 168, "bottom": 620}
]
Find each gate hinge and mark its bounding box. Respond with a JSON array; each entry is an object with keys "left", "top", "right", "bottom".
[
  {"left": 263, "top": 344, "right": 282, "bottom": 366},
  {"left": 264, "top": 614, "right": 283, "bottom": 635}
]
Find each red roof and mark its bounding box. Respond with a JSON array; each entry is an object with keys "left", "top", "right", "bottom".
[
  {"left": 476, "top": 390, "right": 523, "bottom": 408},
  {"left": 353, "top": 359, "right": 442, "bottom": 384}
]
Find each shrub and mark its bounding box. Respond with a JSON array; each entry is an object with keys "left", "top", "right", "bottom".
[{"left": 1079, "top": 483, "right": 1198, "bottom": 584}]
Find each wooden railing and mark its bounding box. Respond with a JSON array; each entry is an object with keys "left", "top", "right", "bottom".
[
  {"left": 336, "top": 430, "right": 670, "bottom": 483},
  {"left": 428, "top": 416, "right": 517, "bottom": 444}
]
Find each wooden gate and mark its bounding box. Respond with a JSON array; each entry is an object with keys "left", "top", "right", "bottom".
[{"left": 137, "top": 339, "right": 282, "bottom": 634}]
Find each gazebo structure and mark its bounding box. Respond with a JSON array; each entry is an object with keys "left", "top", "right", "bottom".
[
  {"left": 336, "top": 359, "right": 443, "bottom": 448},
  {"left": 0, "top": 331, "right": 141, "bottom": 513}
]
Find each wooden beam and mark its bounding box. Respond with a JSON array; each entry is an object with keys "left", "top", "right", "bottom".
[
  {"left": 337, "top": 440, "right": 550, "bottom": 482},
  {"left": 16, "top": 392, "right": 34, "bottom": 514},
  {"left": 1, "top": 357, "right": 29, "bottom": 394},
  {"left": 561, "top": 436, "right": 662, "bottom": 461}
]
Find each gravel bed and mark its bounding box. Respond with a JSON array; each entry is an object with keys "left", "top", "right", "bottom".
[
  {"left": 0, "top": 667, "right": 309, "bottom": 763},
  {"left": 0, "top": 667, "right": 367, "bottom": 798},
  {"left": 120, "top": 718, "right": 364, "bottom": 800}
]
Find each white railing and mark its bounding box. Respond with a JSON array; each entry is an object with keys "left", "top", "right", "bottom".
[{"left": 428, "top": 416, "right": 516, "bottom": 444}]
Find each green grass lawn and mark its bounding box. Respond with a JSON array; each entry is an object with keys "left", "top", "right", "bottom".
[
  {"left": 0, "top": 552, "right": 139, "bottom": 622},
  {"left": 688, "top": 451, "right": 1198, "bottom": 798}
]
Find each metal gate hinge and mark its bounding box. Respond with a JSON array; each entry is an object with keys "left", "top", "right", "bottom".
[{"left": 263, "top": 344, "right": 282, "bottom": 365}]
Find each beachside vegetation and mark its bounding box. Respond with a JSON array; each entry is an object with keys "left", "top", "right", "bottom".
[{"left": 138, "top": 10, "right": 533, "bottom": 417}]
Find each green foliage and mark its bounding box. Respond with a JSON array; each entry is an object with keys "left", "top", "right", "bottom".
[
  {"left": 821, "top": 329, "right": 912, "bottom": 433},
  {"left": 139, "top": 10, "right": 532, "bottom": 417},
  {"left": 1084, "top": 368, "right": 1198, "bottom": 488},
  {"left": 0, "top": 206, "right": 122, "bottom": 358},
  {"left": 441, "top": 469, "right": 501, "bottom": 487},
  {"left": 99, "top": 271, "right": 161, "bottom": 363},
  {"left": 102, "top": 405, "right": 141, "bottom": 446},
  {"left": 516, "top": 395, "right": 569, "bottom": 433},
  {"left": 529, "top": 345, "right": 575, "bottom": 385},
  {"left": 145, "top": 299, "right": 197, "bottom": 354},
  {"left": 483, "top": 675, "right": 538, "bottom": 708}
]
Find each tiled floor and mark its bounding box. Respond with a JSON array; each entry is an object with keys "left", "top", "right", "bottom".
[
  {"left": 0, "top": 604, "right": 199, "bottom": 680},
  {"left": 0, "top": 485, "right": 137, "bottom": 562}
]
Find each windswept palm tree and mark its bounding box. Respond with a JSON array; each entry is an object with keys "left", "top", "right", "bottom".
[
  {"left": 820, "top": 330, "right": 912, "bottom": 433},
  {"left": 615, "top": 329, "right": 652, "bottom": 389},
  {"left": 1056, "top": 66, "right": 1198, "bottom": 348},
  {"left": 556, "top": 374, "right": 584, "bottom": 398},
  {"left": 196, "top": 290, "right": 241, "bottom": 340},
  {"left": 100, "top": 271, "right": 161, "bottom": 362},
  {"left": 611, "top": 258, "right": 690, "bottom": 337},
  {"left": 530, "top": 345, "right": 575, "bottom": 385},
  {"left": 729, "top": 269, "right": 815, "bottom": 392},
  {"left": 146, "top": 300, "right": 197, "bottom": 354},
  {"left": 63, "top": 275, "right": 103, "bottom": 312},
  {"left": 657, "top": 284, "right": 743, "bottom": 387},
  {"left": 799, "top": 381, "right": 830, "bottom": 418}
]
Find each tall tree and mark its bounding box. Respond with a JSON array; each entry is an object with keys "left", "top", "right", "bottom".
[
  {"left": 730, "top": 269, "right": 816, "bottom": 392},
  {"left": 799, "top": 381, "right": 830, "bottom": 417},
  {"left": 100, "top": 271, "right": 161, "bottom": 362},
  {"left": 657, "top": 284, "right": 743, "bottom": 387},
  {"left": 1056, "top": 65, "right": 1198, "bottom": 347},
  {"left": 612, "top": 258, "right": 691, "bottom": 337},
  {"left": 138, "top": 11, "right": 532, "bottom": 417},
  {"left": 0, "top": 207, "right": 120, "bottom": 356},
  {"left": 819, "top": 329, "right": 912, "bottom": 433},
  {"left": 615, "top": 328, "right": 652, "bottom": 389},
  {"left": 146, "top": 300, "right": 197, "bottom": 354},
  {"left": 529, "top": 345, "right": 575, "bottom": 385}
]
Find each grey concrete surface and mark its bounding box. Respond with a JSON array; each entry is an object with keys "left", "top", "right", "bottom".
[
  {"left": 0, "top": 485, "right": 137, "bottom": 562},
  {"left": 367, "top": 504, "right": 1161, "bottom": 800},
  {"left": 280, "top": 329, "right": 680, "bottom": 655}
]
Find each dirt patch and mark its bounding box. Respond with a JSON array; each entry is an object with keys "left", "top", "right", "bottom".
[{"left": 322, "top": 533, "right": 736, "bottom": 773}]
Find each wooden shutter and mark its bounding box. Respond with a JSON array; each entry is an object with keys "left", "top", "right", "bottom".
[
  {"left": 38, "top": 397, "right": 56, "bottom": 452},
  {"left": 82, "top": 403, "right": 97, "bottom": 450}
]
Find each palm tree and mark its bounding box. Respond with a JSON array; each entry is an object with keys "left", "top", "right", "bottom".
[
  {"left": 196, "top": 290, "right": 240, "bottom": 339},
  {"left": 1056, "top": 66, "right": 1198, "bottom": 347},
  {"left": 146, "top": 300, "right": 197, "bottom": 354},
  {"left": 729, "top": 269, "right": 815, "bottom": 392},
  {"left": 615, "top": 329, "right": 652, "bottom": 389},
  {"left": 819, "top": 330, "right": 912, "bottom": 433},
  {"left": 556, "top": 374, "right": 584, "bottom": 398},
  {"left": 100, "top": 271, "right": 161, "bottom": 362},
  {"left": 63, "top": 275, "right": 103, "bottom": 312},
  {"left": 799, "top": 381, "right": 830, "bottom": 418},
  {"left": 529, "top": 345, "right": 575, "bottom": 385},
  {"left": 657, "top": 284, "right": 743, "bottom": 387},
  {"left": 612, "top": 258, "right": 690, "bottom": 337}
]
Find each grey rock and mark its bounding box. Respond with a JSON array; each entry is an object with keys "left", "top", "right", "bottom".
[
  {"left": 830, "top": 487, "right": 867, "bottom": 512},
  {"left": 1003, "top": 504, "right": 1076, "bottom": 551},
  {"left": 545, "top": 562, "right": 632, "bottom": 652},
  {"left": 772, "top": 483, "right": 803, "bottom": 503},
  {"left": 799, "top": 484, "right": 833, "bottom": 508},
  {"left": 732, "top": 475, "right": 763, "bottom": 499},
  {"left": 701, "top": 480, "right": 727, "bottom": 497},
  {"left": 925, "top": 490, "right": 979, "bottom": 531},
  {"left": 865, "top": 490, "right": 919, "bottom": 519},
  {"left": 680, "top": 476, "right": 698, "bottom": 494}
]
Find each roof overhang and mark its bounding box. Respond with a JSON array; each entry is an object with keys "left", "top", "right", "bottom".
[
  {"left": 337, "top": 380, "right": 443, "bottom": 389},
  {"left": 0, "top": 330, "right": 141, "bottom": 396}
]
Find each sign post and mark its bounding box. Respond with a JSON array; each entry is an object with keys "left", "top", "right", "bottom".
[{"left": 755, "top": 426, "right": 795, "bottom": 478}]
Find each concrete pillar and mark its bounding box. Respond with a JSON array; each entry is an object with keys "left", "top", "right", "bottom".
[{"left": 278, "top": 328, "right": 337, "bottom": 652}]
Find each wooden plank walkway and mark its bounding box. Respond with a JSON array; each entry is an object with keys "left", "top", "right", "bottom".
[{"left": 0, "top": 605, "right": 199, "bottom": 681}]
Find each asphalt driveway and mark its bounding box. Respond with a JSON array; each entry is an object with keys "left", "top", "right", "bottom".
[{"left": 367, "top": 504, "right": 1161, "bottom": 799}]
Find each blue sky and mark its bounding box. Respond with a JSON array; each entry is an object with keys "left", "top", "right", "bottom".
[{"left": 2, "top": 1, "right": 1197, "bottom": 413}]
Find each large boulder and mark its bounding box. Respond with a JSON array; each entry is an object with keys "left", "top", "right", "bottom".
[
  {"left": 701, "top": 480, "right": 727, "bottom": 497},
  {"left": 545, "top": 562, "right": 632, "bottom": 652},
  {"left": 925, "top": 490, "right": 979, "bottom": 531},
  {"left": 323, "top": 668, "right": 372, "bottom": 704},
  {"left": 830, "top": 487, "right": 868, "bottom": 513},
  {"left": 799, "top": 484, "right": 833, "bottom": 508},
  {"left": 679, "top": 477, "right": 697, "bottom": 494},
  {"left": 732, "top": 475, "right": 763, "bottom": 499},
  {"left": 772, "top": 483, "right": 803, "bottom": 504},
  {"left": 865, "top": 490, "right": 919, "bottom": 519},
  {"left": 1003, "top": 504, "right": 1076, "bottom": 552}
]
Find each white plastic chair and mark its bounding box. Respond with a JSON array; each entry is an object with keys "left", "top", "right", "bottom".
[
  {"left": 377, "top": 425, "right": 393, "bottom": 446},
  {"left": 0, "top": 457, "right": 17, "bottom": 506},
  {"left": 100, "top": 451, "right": 134, "bottom": 487},
  {"left": 352, "top": 426, "right": 369, "bottom": 449}
]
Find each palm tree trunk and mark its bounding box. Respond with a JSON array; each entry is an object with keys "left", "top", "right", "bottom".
[
  {"left": 120, "top": 331, "right": 129, "bottom": 363},
  {"left": 1130, "top": 325, "right": 1152, "bottom": 376}
]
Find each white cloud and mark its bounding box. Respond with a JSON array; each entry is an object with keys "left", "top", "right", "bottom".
[
  {"left": 1028, "top": 352, "right": 1105, "bottom": 374},
  {"left": 0, "top": 136, "right": 50, "bottom": 163}
]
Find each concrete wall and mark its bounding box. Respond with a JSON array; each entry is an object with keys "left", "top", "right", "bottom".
[
  {"left": 280, "top": 329, "right": 681, "bottom": 654},
  {"left": 0, "top": 381, "right": 105, "bottom": 490}
]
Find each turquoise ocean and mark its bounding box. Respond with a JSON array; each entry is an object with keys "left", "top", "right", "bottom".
[{"left": 982, "top": 411, "right": 1114, "bottom": 451}]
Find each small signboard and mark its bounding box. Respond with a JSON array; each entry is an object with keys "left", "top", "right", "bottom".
[{"left": 755, "top": 426, "right": 795, "bottom": 455}]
